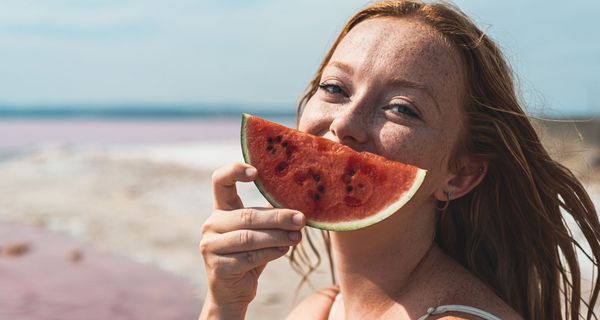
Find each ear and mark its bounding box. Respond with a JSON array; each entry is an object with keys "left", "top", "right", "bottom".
[{"left": 434, "top": 156, "right": 488, "bottom": 201}]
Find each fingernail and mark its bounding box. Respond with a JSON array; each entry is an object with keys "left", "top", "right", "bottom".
[
  {"left": 245, "top": 167, "right": 257, "bottom": 177},
  {"left": 288, "top": 231, "right": 300, "bottom": 241},
  {"left": 292, "top": 213, "right": 304, "bottom": 226}
]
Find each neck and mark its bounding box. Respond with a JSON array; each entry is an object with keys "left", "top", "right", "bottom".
[{"left": 331, "top": 210, "right": 437, "bottom": 317}]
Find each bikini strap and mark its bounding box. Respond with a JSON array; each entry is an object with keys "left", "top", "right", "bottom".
[{"left": 417, "top": 304, "right": 502, "bottom": 320}]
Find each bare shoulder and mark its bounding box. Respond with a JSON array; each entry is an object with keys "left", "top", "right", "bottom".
[
  {"left": 409, "top": 303, "right": 521, "bottom": 320},
  {"left": 438, "top": 267, "right": 523, "bottom": 319},
  {"left": 405, "top": 248, "right": 523, "bottom": 320},
  {"left": 285, "top": 286, "right": 339, "bottom": 320},
  {"left": 404, "top": 302, "right": 520, "bottom": 320}
]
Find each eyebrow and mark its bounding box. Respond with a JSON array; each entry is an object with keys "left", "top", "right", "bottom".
[
  {"left": 328, "top": 61, "right": 354, "bottom": 75},
  {"left": 387, "top": 77, "right": 441, "bottom": 113},
  {"left": 326, "top": 61, "right": 441, "bottom": 114}
]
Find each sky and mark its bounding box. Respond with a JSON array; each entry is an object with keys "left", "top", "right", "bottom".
[{"left": 0, "top": 0, "right": 598, "bottom": 116}]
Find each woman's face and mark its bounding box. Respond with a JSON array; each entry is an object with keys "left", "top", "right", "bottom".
[{"left": 299, "top": 18, "right": 466, "bottom": 201}]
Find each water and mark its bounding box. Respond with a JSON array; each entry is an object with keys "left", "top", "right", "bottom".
[
  {"left": 0, "top": 111, "right": 296, "bottom": 147},
  {"left": 0, "top": 105, "right": 295, "bottom": 120}
]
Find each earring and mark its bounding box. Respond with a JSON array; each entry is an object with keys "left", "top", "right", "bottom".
[{"left": 435, "top": 191, "right": 452, "bottom": 212}]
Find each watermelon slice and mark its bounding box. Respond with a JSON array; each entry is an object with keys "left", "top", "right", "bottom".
[{"left": 241, "top": 114, "right": 426, "bottom": 231}]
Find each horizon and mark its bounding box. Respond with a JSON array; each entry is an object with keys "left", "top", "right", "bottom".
[{"left": 0, "top": 104, "right": 597, "bottom": 120}]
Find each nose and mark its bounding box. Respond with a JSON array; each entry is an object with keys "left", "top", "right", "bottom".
[{"left": 329, "top": 104, "right": 369, "bottom": 147}]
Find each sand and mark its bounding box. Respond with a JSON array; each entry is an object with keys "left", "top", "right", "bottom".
[
  {"left": 0, "top": 223, "right": 201, "bottom": 320},
  {"left": 0, "top": 119, "right": 332, "bottom": 320},
  {"left": 0, "top": 118, "right": 597, "bottom": 319}
]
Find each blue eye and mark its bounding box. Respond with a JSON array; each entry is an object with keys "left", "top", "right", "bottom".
[
  {"left": 318, "top": 83, "right": 349, "bottom": 98},
  {"left": 389, "top": 103, "right": 420, "bottom": 119}
]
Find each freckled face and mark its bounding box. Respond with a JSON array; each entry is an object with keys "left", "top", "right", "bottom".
[{"left": 299, "top": 18, "right": 466, "bottom": 196}]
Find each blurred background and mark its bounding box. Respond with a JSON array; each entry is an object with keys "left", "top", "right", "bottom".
[{"left": 0, "top": 0, "right": 598, "bottom": 319}]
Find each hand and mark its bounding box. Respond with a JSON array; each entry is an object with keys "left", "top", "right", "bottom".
[{"left": 199, "top": 163, "right": 305, "bottom": 320}]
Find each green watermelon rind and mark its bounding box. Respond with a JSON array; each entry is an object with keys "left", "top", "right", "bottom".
[{"left": 240, "top": 113, "right": 427, "bottom": 232}]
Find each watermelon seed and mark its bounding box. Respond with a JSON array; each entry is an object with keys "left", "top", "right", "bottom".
[
  {"left": 349, "top": 170, "right": 356, "bottom": 177},
  {"left": 276, "top": 135, "right": 283, "bottom": 143},
  {"left": 285, "top": 144, "right": 295, "bottom": 158},
  {"left": 313, "top": 194, "right": 321, "bottom": 201},
  {"left": 313, "top": 175, "right": 320, "bottom": 182},
  {"left": 317, "top": 185, "right": 325, "bottom": 193},
  {"left": 266, "top": 145, "right": 274, "bottom": 151},
  {"left": 267, "top": 137, "right": 273, "bottom": 144},
  {"left": 271, "top": 148, "right": 276, "bottom": 155},
  {"left": 275, "top": 161, "right": 288, "bottom": 173},
  {"left": 282, "top": 142, "right": 288, "bottom": 148},
  {"left": 346, "top": 185, "right": 353, "bottom": 192}
]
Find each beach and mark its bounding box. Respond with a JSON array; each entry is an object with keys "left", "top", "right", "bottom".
[
  {"left": 0, "top": 118, "right": 331, "bottom": 320},
  {"left": 0, "top": 117, "right": 598, "bottom": 319}
]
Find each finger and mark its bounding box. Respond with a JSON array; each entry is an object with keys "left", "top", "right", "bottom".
[
  {"left": 212, "top": 247, "right": 290, "bottom": 277},
  {"left": 206, "top": 229, "right": 301, "bottom": 255},
  {"left": 212, "top": 163, "right": 257, "bottom": 210},
  {"left": 207, "top": 208, "right": 305, "bottom": 233}
]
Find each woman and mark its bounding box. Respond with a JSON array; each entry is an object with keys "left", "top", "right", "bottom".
[{"left": 199, "top": 1, "right": 600, "bottom": 319}]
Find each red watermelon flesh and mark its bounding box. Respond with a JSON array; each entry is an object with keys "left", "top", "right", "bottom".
[{"left": 241, "top": 114, "right": 427, "bottom": 231}]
